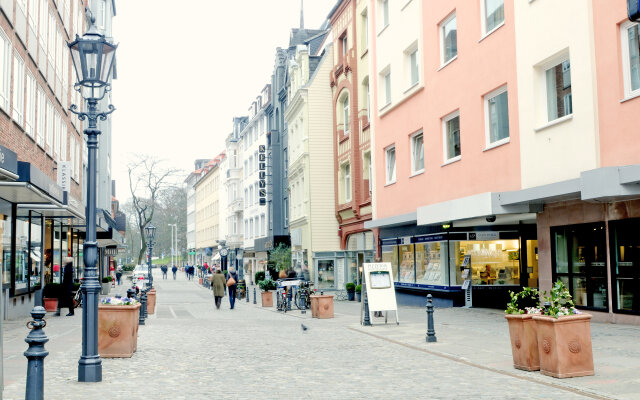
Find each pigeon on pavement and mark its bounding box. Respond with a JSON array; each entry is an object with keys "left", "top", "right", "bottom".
[{"left": 301, "top": 323, "right": 308, "bottom": 332}]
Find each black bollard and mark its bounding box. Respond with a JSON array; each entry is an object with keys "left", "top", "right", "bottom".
[
  {"left": 300, "top": 289, "right": 306, "bottom": 315},
  {"left": 24, "top": 306, "right": 49, "bottom": 400},
  {"left": 246, "top": 285, "right": 249, "bottom": 302},
  {"left": 426, "top": 294, "right": 437, "bottom": 343},
  {"left": 362, "top": 284, "right": 371, "bottom": 326},
  {"left": 139, "top": 290, "right": 147, "bottom": 325},
  {"left": 253, "top": 287, "right": 257, "bottom": 305},
  {"left": 142, "top": 289, "right": 148, "bottom": 319}
]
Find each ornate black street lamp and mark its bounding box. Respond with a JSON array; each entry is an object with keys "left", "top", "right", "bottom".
[
  {"left": 145, "top": 223, "right": 157, "bottom": 289},
  {"left": 68, "top": 16, "right": 117, "bottom": 383}
]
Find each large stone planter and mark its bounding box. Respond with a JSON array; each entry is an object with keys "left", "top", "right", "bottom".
[
  {"left": 147, "top": 289, "right": 156, "bottom": 315},
  {"left": 533, "top": 314, "right": 594, "bottom": 378},
  {"left": 505, "top": 314, "right": 540, "bottom": 371},
  {"left": 261, "top": 291, "right": 273, "bottom": 307},
  {"left": 43, "top": 298, "right": 58, "bottom": 312},
  {"left": 310, "top": 295, "right": 334, "bottom": 319},
  {"left": 98, "top": 304, "right": 141, "bottom": 358}
]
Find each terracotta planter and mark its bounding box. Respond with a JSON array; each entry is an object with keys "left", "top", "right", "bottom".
[
  {"left": 43, "top": 298, "right": 58, "bottom": 312},
  {"left": 278, "top": 270, "right": 287, "bottom": 278},
  {"left": 310, "top": 295, "right": 334, "bottom": 319},
  {"left": 533, "top": 314, "right": 594, "bottom": 378},
  {"left": 98, "top": 304, "right": 141, "bottom": 358},
  {"left": 505, "top": 314, "right": 540, "bottom": 371},
  {"left": 146, "top": 289, "right": 156, "bottom": 315},
  {"left": 261, "top": 291, "right": 273, "bottom": 307}
]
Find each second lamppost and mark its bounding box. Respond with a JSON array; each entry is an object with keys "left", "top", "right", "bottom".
[
  {"left": 145, "top": 223, "right": 156, "bottom": 289},
  {"left": 68, "top": 17, "right": 117, "bottom": 383}
]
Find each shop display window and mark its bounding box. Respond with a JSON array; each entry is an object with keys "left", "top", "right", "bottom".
[
  {"left": 317, "top": 260, "right": 335, "bottom": 289},
  {"left": 611, "top": 220, "right": 640, "bottom": 314},
  {"left": 398, "top": 244, "right": 415, "bottom": 283},
  {"left": 381, "top": 245, "right": 398, "bottom": 281},
  {"left": 454, "top": 239, "right": 520, "bottom": 286},
  {"left": 416, "top": 242, "right": 448, "bottom": 285},
  {"left": 0, "top": 201, "right": 11, "bottom": 288},
  {"left": 552, "top": 223, "right": 608, "bottom": 311}
]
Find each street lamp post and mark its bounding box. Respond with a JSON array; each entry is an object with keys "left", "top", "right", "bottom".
[
  {"left": 68, "top": 16, "right": 117, "bottom": 383},
  {"left": 145, "top": 224, "right": 156, "bottom": 289}
]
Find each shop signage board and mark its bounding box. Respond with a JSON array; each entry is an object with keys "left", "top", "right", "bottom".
[
  {"left": 362, "top": 262, "right": 399, "bottom": 325},
  {"left": 258, "top": 145, "right": 266, "bottom": 206},
  {"left": 462, "top": 255, "right": 472, "bottom": 307}
]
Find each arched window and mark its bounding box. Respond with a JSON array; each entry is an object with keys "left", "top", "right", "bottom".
[{"left": 336, "top": 90, "right": 350, "bottom": 134}]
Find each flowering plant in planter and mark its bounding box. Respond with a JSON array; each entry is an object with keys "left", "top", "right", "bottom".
[
  {"left": 101, "top": 297, "right": 139, "bottom": 306},
  {"left": 542, "top": 280, "right": 581, "bottom": 318},
  {"left": 505, "top": 287, "right": 540, "bottom": 314}
]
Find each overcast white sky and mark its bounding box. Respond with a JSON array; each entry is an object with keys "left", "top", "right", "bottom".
[{"left": 110, "top": 0, "right": 337, "bottom": 201}]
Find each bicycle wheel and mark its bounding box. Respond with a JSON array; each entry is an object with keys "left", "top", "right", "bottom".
[{"left": 294, "top": 292, "right": 302, "bottom": 310}]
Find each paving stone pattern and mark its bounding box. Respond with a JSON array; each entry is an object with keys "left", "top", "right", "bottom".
[{"left": 3, "top": 270, "right": 638, "bottom": 399}]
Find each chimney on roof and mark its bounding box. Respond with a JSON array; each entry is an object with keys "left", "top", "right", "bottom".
[{"left": 300, "top": 0, "right": 304, "bottom": 29}]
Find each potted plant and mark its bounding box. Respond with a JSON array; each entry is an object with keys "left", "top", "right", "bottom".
[
  {"left": 101, "top": 276, "right": 113, "bottom": 295},
  {"left": 258, "top": 278, "right": 277, "bottom": 307},
  {"left": 42, "top": 283, "right": 61, "bottom": 312},
  {"left": 270, "top": 244, "right": 291, "bottom": 278},
  {"left": 345, "top": 282, "right": 356, "bottom": 301},
  {"left": 355, "top": 284, "right": 362, "bottom": 302},
  {"left": 98, "top": 296, "right": 141, "bottom": 357},
  {"left": 504, "top": 287, "right": 541, "bottom": 371},
  {"left": 254, "top": 271, "right": 265, "bottom": 285},
  {"left": 533, "top": 280, "right": 594, "bottom": 378}
]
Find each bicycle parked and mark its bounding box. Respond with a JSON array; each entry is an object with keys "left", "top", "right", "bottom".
[{"left": 294, "top": 280, "right": 313, "bottom": 310}]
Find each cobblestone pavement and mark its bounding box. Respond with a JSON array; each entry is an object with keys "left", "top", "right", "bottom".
[{"left": 2, "top": 270, "right": 637, "bottom": 399}]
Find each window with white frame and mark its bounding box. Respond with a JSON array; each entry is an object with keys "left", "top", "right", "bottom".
[
  {"left": 254, "top": 182, "right": 258, "bottom": 204},
  {"left": 74, "top": 140, "right": 80, "bottom": 180},
  {"left": 545, "top": 59, "right": 572, "bottom": 121},
  {"left": 407, "top": 46, "right": 419, "bottom": 87},
  {"left": 342, "top": 34, "right": 348, "bottom": 58},
  {"left": 284, "top": 197, "right": 289, "bottom": 228},
  {"left": 28, "top": 0, "right": 37, "bottom": 30},
  {"left": 254, "top": 151, "right": 258, "bottom": 172},
  {"left": 443, "top": 111, "right": 461, "bottom": 161},
  {"left": 61, "top": 123, "right": 67, "bottom": 161},
  {"left": 440, "top": 12, "right": 457, "bottom": 65},
  {"left": 254, "top": 216, "right": 259, "bottom": 237},
  {"left": 380, "top": 0, "right": 389, "bottom": 30},
  {"left": 48, "top": 12, "right": 55, "bottom": 66},
  {"left": 54, "top": 111, "right": 61, "bottom": 160},
  {"left": 249, "top": 219, "right": 254, "bottom": 239},
  {"left": 621, "top": 21, "right": 640, "bottom": 98},
  {"left": 343, "top": 94, "right": 350, "bottom": 133},
  {"left": 385, "top": 145, "right": 396, "bottom": 184},
  {"left": 36, "top": 88, "right": 45, "bottom": 147},
  {"left": 0, "top": 28, "right": 10, "bottom": 111},
  {"left": 362, "top": 77, "right": 370, "bottom": 121},
  {"left": 361, "top": 9, "right": 368, "bottom": 50},
  {"left": 380, "top": 67, "right": 391, "bottom": 107},
  {"left": 25, "top": 72, "right": 36, "bottom": 137},
  {"left": 12, "top": 54, "right": 25, "bottom": 125},
  {"left": 249, "top": 186, "right": 254, "bottom": 206},
  {"left": 46, "top": 100, "right": 53, "bottom": 154},
  {"left": 69, "top": 135, "right": 76, "bottom": 180},
  {"left": 411, "top": 131, "right": 424, "bottom": 174},
  {"left": 261, "top": 214, "right": 265, "bottom": 236},
  {"left": 363, "top": 151, "right": 372, "bottom": 195},
  {"left": 343, "top": 163, "right": 352, "bottom": 202},
  {"left": 244, "top": 160, "right": 248, "bottom": 178},
  {"left": 40, "top": 1, "right": 48, "bottom": 47},
  {"left": 483, "top": 0, "right": 504, "bottom": 35},
  {"left": 485, "top": 86, "right": 509, "bottom": 145},
  {"left": 244, "top": 220, "right": 248, "bottom": 237}
]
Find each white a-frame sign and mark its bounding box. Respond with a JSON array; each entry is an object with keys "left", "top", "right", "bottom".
[{"left": 362, "top": 262, "right": 399, "bottom": 325}]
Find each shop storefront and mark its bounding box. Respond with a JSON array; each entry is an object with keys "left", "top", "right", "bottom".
[
  {"left": 379, "top": 229, "right": 538, "bottom": 308},
  {"left": 312, "top": 232, "right": 375, "bottom": 290}
]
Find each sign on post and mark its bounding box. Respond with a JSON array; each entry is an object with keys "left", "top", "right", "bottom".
[
  {"left": 258, "top": 145, "right": 267, "bottom": 206},
  {"left": 362, "top": 262, "right": 399, "bottom": 325}
]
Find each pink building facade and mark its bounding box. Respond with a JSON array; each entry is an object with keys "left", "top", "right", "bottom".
[{"left": 366, "top": 1, "right": 640, "bottom": 321}]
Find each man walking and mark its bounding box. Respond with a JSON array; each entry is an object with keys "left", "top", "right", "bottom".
[
  {"left": 55, "top": 257, "right": 74, "bottom": 316},
  {"left": 115, "top": 266, "right": 123, "bottom": 285},
  {"left": 172, "top": 265, "right": 177, "bottom": 280},
  {"left": 161, "top": 264, "right": 168, "bottom": 280}
]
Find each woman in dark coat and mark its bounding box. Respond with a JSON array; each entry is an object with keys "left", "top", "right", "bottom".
[
  {"left": 56, "top": 257, "right": 74, "bottom": 316},
  {"left": 211, "top": 269, "right": 226, "bottom": 310},
  {"left": 226, "top": 267, "right": 239, "bottom": 310}
]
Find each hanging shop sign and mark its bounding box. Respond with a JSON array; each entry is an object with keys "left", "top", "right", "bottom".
[{"left": 259, "top": 144, "right": 266, "bottom": 206}]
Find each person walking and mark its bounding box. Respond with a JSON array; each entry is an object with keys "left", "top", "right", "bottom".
[
  {"left": 161, "top": 265, "right": 168, "bottom": 280},
  {"left": 115, "top": 266, "right": 123, "bottom": 286},
  {"left": 172, "top": 265, "right": 177, "bottom": 280},
  {"left": 211, "top": 269, "right": 226, "bottom": 310},
  {"left": 55, "top": 257, "right": 74, "bottom": 316},
  {"left": 226, "top": 267, "right": 238, "bottom": 310}
]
